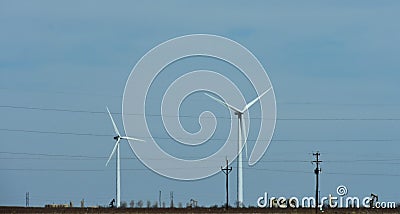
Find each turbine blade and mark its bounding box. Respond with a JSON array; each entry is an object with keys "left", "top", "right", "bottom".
[
  {"left": 240, "top": 117, "right": 248, "bottom": 159},
  {"left": 204, "top": 93, "right": 241, "bottom": 113},
  {"left": 242, "top": 87, "right": 272, "bottom": 112},
  {"left": 106, "top": 106, "right": 120, "bottom": 136},
  {"left": 105, "top": 139, "right": 120, "bottom": 166},
  {"left": 121, "top": 136, "right": 145, "bottom": 142}
]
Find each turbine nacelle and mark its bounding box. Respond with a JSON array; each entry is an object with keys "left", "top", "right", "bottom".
[
  {"left": 105, "top": 107, "right": 144, "bottom": 167},
  {"left": 205, "top": 87, "right": 271, "bottom": 162}
]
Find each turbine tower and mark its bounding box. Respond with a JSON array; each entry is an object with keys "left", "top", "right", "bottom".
[
  {"left": 205, "top": 88, "right": 271, "bottom": 207},
  {"left": 105, "top": 107, "right": 144, "bottom": 208}
]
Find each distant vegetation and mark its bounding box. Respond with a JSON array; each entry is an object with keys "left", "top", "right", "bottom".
[{"left": 1, "top": 206, "right": 400, "bottom": 214}]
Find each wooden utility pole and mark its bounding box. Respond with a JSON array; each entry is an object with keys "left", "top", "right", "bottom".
[
  {"left": 313, "top": 152, "right": 322, "bottom": 213},
  {"left": 221, "top": 158, "right": 232, "bottom": 209},
  {"left": 170, "top": 191, "right": 174, "bottom": 208},
  {"left": 25, "top": 192, "right": 29, "bottom": 207},
  {"left": 159, "top": 190, "right": 161, "bottom": 208}
]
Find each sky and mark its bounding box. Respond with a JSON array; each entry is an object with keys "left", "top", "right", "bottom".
[{"left": 1, "top": 0, "right": 400, "bottom": 208}]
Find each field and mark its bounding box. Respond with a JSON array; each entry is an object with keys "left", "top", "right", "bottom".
[{"left": 1, "top": 207, "right": 399, "bottom": 214}]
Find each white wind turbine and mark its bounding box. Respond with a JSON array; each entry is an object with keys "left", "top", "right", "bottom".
[
  {"left": 205, "top": 88, "right": 271, "bottom": 208},
  {"left": 105, "top": 107, "right": 144, "bottom": 208}
]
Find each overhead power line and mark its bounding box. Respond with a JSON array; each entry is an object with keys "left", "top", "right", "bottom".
[
  {"left": 0, "top": 128, "right": 398, "bottom": 143},
  {"left": 1, "top": 151, "right": 400, "bottom": 165},
  {"left": 1, "top": 167, "right": 400, "bottom": 177},
  {"left": 1, "top": 88, "right": 399, "bottom": 107},
  {"left": 0, "top": 128, "right": 109, "bottom": 137},
  {"left": 1, "top": 104, "right": 400, "bottom": 121}
]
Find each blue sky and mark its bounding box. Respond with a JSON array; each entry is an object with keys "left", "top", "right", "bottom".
[{"left": 1, "top": 1, "right": 399, "bottom": 207}]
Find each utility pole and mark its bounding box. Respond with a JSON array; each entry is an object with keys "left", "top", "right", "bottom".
[
  {"left": 312, "top": 151, "right": 322, "bottom": 213},
  {"left": 221, "top": 158, "right": 232, "bottom": 209},
  {"left": 170, "top": 191, "right": 174, "bottom": 208},
  {"left": 159, "top": 190, "right": 161, "bottom": 208},
  {"left": 25, "top": 192, "right": 29, "bottom": 207}
]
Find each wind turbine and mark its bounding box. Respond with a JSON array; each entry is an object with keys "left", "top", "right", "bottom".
[
  {"left": 105, "top": 107, "right": 144, "bottom": 208},
  {"left": 205, "top": 88, "right": 272, "bottom": 207}
]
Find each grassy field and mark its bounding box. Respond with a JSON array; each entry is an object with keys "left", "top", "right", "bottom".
[{"left": 0, "top": 207, "right": 399, "bottom": 214}]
